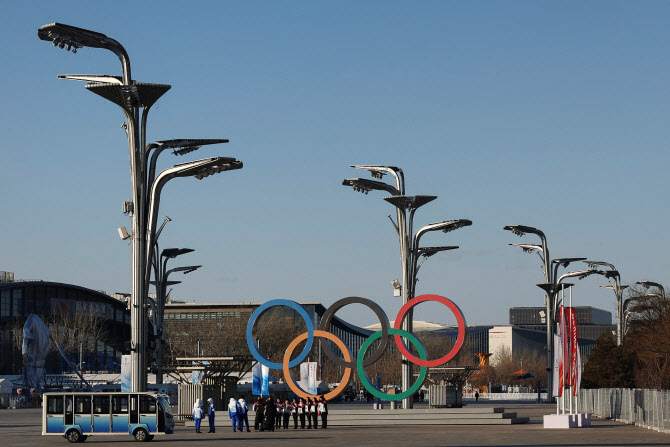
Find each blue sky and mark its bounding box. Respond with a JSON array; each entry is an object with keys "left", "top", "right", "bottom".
[{"left": 2, "top": 1, "right": 669, "bottom": 328}]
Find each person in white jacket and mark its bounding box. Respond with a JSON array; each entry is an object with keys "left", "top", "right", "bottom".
[
  {"left": 228, "top": 398, "right": 242, "bottom": 432},
  {"left": 193, "top": 399, "right": 203, "bottom": 433},
  {"left": 238, "top": 396, "right": 250, "bottom": 432}
]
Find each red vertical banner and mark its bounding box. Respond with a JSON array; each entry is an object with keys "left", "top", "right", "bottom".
[
  {"left": 569, "top": 307, "right": 578, "bottom": 388},
  {"left": 558, "top": 306, "right": 567, "bottom": 394}
]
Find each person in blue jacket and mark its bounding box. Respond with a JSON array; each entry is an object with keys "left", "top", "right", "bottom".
[
  {"left": 193, "top": 399, "right": 203, "bottom": 433},
  {"left": 228, "top": 398, "right": 241, "bottom": 432},
  {"left": 207, "top": 397, "right": 216, "bottom": 433},
  {"left": 238, "top": 396, "right": 250, "bottom": 432}
]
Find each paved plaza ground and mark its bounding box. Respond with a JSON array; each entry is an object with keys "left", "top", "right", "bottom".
[{"left": 1, "top": 402, "right": 668, "bottom": 446}]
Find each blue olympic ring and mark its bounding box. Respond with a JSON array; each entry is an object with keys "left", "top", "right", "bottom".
[{"left": 246, "top": 299, "right": 314, "bottom": 370}]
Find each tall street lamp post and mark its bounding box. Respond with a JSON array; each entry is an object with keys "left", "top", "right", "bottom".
[
  {"left": 344, "top": 165, "right": 471, "bottom": 409},
  {"left": 504, "top": 226, "right": 553, "bottom": 401},
  {"left": 152, "top": 263, "right": 201, "bottom": 384},
  {"left": 151, "top": 246, "right": 196, "bottom": 384},
  {"left": 504, "top": 224, "right": 589, "bottom": 403},
  {"left": 584, "top": 261, "right": 627, "bottom": 346},
  {"left": 38, "top": 23, "right": 243, "bottom": 392}
]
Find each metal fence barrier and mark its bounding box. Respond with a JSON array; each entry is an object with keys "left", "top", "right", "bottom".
[
  {"left": 466, "top": 393, "right": 547, "bottom": 401},
  {"left": 579, "top": 388, "right": 670, "bottom": 433}
]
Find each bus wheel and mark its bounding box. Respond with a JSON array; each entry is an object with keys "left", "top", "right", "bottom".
[
  {"left": 65, "top": 429, "right": 81, "bottom": 443},
  {"left": 134, "top": 428, "right": 149, "bottom": 442}
]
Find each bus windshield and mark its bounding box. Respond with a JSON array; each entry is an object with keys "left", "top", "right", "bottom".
[{"left": 157, "top": 396, "right": 172, "bottom": 417}]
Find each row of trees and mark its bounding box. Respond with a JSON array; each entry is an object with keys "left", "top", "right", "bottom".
[{"left": 582, "top": 283, "right": 669, "bottom": 389}]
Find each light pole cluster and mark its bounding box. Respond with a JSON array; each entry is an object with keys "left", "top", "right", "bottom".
[
  {"left": 504, "top": 225, "right": 646, "bottom": 402},
  {"left": 504, "top": 225, "right": 612, "bottom": 401},
  {"left": 150, "top": 245, "right": 200, "bottom": 385},
  {"left": 38, "top": 23, "right": 243, "bottom": 392},
  {"left": 343, "top": 165, "right": 471, "bottom": 409}
]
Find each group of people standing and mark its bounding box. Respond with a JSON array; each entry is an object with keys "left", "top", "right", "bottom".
[
  {"left": 192, "top": 396, "right": 250, "bottom": 433},
  {"left": 253, "top": 396, "right": 328, "bottom": 431}
]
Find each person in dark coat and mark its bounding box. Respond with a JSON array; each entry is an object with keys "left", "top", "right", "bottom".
[
  {"left": 306, "top": 398, "right": 313, "bottom": 429},
  {"left": 264, "top": 397, "right": 275, "bottom": 431},
  {"left": 275, "top": 398, "right": 283, "bottom": 430},
  {"left": 291, "top": 398, "right": 299, "bottom": 429},
  {"left": 253, "top": 398, "right": 265, "bottom": 431}
]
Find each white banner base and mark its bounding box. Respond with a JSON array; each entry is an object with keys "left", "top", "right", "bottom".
[
  {"left": 543, "top": 414, "right": 577, "bottom": 429},
  {"left": 575, "top": 413, "right": 591, "bottom": 427}
]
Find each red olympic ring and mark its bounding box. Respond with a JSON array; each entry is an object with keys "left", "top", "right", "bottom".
[{"left": 393, "top": 294, "right": 467, "bottom": 367}]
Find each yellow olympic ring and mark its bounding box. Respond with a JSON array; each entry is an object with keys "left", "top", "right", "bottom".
[{"left": 283, "top": 330, "right": 352, "bottom": 400}]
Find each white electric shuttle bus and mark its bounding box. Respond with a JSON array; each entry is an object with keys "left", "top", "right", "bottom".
[{"left": 42, "top": 391, "right": 174, "bottom": 442}]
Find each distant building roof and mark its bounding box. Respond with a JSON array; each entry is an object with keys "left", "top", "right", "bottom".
[{"left": 364, "top": 320, "right": 451, "bottom": 332}]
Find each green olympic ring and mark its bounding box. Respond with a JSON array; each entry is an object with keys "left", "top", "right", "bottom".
[{"left": 357, "top": 328, "right": 428, "bottom": 401}]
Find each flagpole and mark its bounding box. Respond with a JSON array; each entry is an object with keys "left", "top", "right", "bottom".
[
  {"left": 561, "top": 285, "right": 565, "bottom": 415},
  {"left": 569, "top": 287, "right": 573, "bottom": 415}
]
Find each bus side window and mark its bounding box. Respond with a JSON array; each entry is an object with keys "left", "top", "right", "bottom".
[
  {"left": 94, "top": 396, "right": 110, "bottom": 414},
  {"left": 75, "top": 396, "right": 92, "bottom": 414},
  {"left": 47, "top": 396, "right": 64, "bottom": 414},
  {"left": 112, "top": 396, "right": 129, "bottom": 414},
  {"left": 140, "top": 396, "right": 157, "bottom": 413}
]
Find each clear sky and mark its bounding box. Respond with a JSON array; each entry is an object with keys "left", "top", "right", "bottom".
[{"left": 2, "top": 1, "right": 669, "bottom": 328}]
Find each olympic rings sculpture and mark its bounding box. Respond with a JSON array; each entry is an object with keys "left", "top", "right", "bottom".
[{"left": 246, "top": 294, "right": 467, "bottom": 401}]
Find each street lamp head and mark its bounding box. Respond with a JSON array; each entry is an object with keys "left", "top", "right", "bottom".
[
  {"left": 342, "top": 178, "right": 399, "bottom": 195},
  {"left": 161, "top": 248, "right": 194, "bottom": 259},
  {"left": 152, "top": 139, "right": 229, "bottom": 156},
  {"left": 602, "top": 270, "right": 621, "bottom": 280},
  {"left": 349, "top": 165, "right": 404, "bottom": 194},
  {"left": 169, "top": 157, "right": 242, "bottom": 180},
  {"left": 503, "top": 225, "right": 545, "bottom": 238},
  {"left": 417, "top": 219, "right": 472, "bottom": 235},
  {"left": 636, "top": 281, "right": 664, "bottom": 291},
  {"left": 552, "top": 258, "right": 587, "bottom": 269},
  {"left": 38, "top": 23, "right": 111, "bottom": 53},
  {"left": 171, "top": 265, "right": 202, "bottom": 275},
  {"left": 418, "top": 246, "right": 459, "bottom": 257},
  {"left": 437, "top": 219, "right": 473, "bottom": 233},
  {"left": 350, "top": 165, "right": 401, "bottom": 177},
  {"left": 508, "top": 243, "right": 542, "bottom": 254},
  {"left": 557, "top": 269, "right": 601, "bottom": 283},
  {"left": 584, "top": 260, "right": 616, "bottom": 270}
]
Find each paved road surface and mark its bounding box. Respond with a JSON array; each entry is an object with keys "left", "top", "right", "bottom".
[{"left": 1, "top": 402, "right": 668, "bottom": 446}]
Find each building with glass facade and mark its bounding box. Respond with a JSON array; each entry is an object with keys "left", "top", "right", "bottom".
[
  {"left": 0, "top": 281, "right": 132, "bottom": 375},
  {"left": 509, "top": 306, "right": 615, "bottom": 342}
]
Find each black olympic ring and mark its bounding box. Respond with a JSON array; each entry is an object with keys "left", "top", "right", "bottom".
[{"left": 318, "top": 296, "right": 389, "bottom": 368}]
